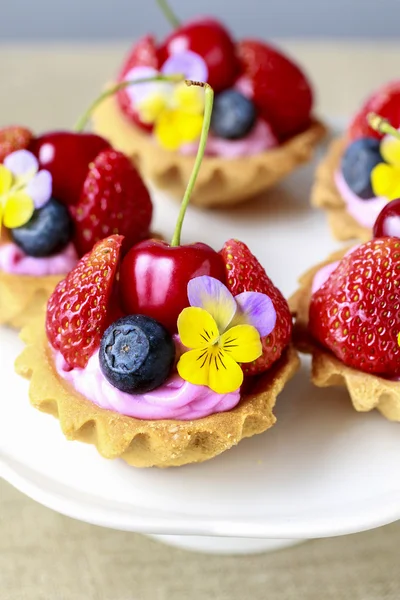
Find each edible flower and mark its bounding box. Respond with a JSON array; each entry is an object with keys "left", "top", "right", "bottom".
[
  {"left": 124, "top": 50, "right": 209, "bottom": 150},
  {"left": 0, "top": 149, "right": 52, "bottom": 230},
  {"left": 177, "top": 276, "right": 276, "bottom": 394},
  {"left": 371, "top": 134, "right": 400, "bottom": 201}
]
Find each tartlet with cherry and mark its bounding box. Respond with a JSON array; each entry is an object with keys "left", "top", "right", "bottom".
[
  {"left": 0, "top": 111, "right": 152, "bottom": 328},
  {"left": 93, "top": 0, "right": 325, "bottom": 207},
  {"left": 15, "top": 83, "right": 299, "bottom": 467}
]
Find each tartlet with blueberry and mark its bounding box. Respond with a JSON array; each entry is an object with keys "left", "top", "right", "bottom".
[
  {"left": 15, "top": 84, "right": 299, "bottom": 467},
  {"left": 290, "top": 201, "right": 400, "bottom": 421},
  {"left": 312, "top": 81, "right": 400, "bottom": 241},
  {"left": 0, "top": 124, "right": 152, "bottom": 329},
  {"left": 93, "top": 1, "right": 325, "bottom": 207}
]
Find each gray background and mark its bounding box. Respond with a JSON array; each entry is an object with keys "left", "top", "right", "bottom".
[{"left": 1, "top": 0, "right": 399, "bottom": 40}]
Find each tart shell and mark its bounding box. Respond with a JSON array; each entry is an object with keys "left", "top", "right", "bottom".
[
  {"left": 311, "top": 137, "right": 372, "bottom": 241},
  {"left": 15, "top": 318, "right": 300, "bottom": 468},
  {"left": 0, "top": 270, "right": 61, "bottom": 329},
  {"left": 289, "top": 248, "right": 400, "bottom": 421},
  {"left": 92, "top": 93, "right": 327, "bottom": 209}
]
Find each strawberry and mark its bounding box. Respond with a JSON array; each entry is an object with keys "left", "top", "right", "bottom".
[
  {"left": 309, "top": 238, "right": 400, "bottom": 375},
  {"left": 116, "top": 35, "right": 160, "bottom": 131},
  {"left": 348, "top": 80, "right": 400, "bottom": 141},
  {"left": 0, "top": 126, "right": 33, "bottom": 163},
  {"left": 219, "top": 239, "right": 292, "bottom": 375},
  {"left": 46, "top": 235, "right": 123, "bottom": 369},
  {"left": 70, "top": 149, "right": 152, "bottom": 257},
  {"left": 236, "top": 40, "right": 313, "bottom": 139}
]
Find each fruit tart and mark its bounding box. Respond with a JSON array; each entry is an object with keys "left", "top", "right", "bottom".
[
  {"left": 92, "top": 0, "right": 325, "bottom": 208},
  {"left": 15, "top": 83, "right": 299, "bottom": 467},
  {"left": 0, "top": 110, "right": 152, "bottom": 329},
  {"left": 290, "top": 199, "right": 400, "bottom": 421},
  {"left": 312, "top": 81, "right": 400, "bottom": 241}
]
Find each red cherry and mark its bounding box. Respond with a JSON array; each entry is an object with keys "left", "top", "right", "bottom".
[
  {"left": 373, "top": 199, "right": 400, "bottom": 238},
  {"left": 348, "top": 80, "right": 400, "bottom": 141},
  {"left": 29, "top": 131, "right": 111, "bottom": 206},
  {"left": 119, "top": 239, "right": 226, "bottom": 333},
  {"left": 158, "top": 18, "right": 238, "bottom": 93}
]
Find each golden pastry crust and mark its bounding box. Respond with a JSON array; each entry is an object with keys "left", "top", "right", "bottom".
[
  {"left": 311, "top": 136, "right": 371, "bottom": 242},
  {"left": 289, "top": 249, "right": 400, "bottom": 421},
  {"left": 0, "top": 270, "right": 61, "bottom": 329},
  {"left": 92, "top": 93, "right": 327, "bottom": 208},
  {"left": 15, "top": 318, "right": 300, "bottom": 468}
]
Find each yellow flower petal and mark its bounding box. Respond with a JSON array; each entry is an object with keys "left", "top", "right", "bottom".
[
  {"left": 173, "top": 83, "right": 205, "bottom": 115},
  {"left": 177, "top": 112, "right": 204, "bottom": 144},
  {"left": 3, "top": 192, "right": 35, "bottom": 229},
  {"left": 0, "top": 165, "right": 13, "bottom": 196},
  {"left": 371, "top": 163, "right": 400, "bottom": 201},
  {"left": 220, "top": 325, "right": 262, "bottom": 363},
  {"left": 208, "top": 349, "right": 244, "bottom": 394},
  {"left": 380, "top": 136, "right": 400, "bottom": 167},
  {"left": 137, "top": 92, "right": 168, "bottom": 124},
  {"left": 154, "top": 109, "right": 183, "bottom": 150},
  {"left": 177, "top": 347, "right": 211, "bottom": 387},
  {"left": 177, "top": 345, "right": 244, "bottom": 394},
  {"left": 177, "top": 307, "right": 219, "bottom": 349}
]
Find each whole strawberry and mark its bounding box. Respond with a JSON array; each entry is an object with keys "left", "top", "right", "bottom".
[
  {"left": 46, "top": 235, "right": 123, "bottom": 368},
  {"left": 71, "top": 149, "right": 152, "bottom": 257},
  {"left": 309, "top": 238, "right": 400, "bottom": 375},
  {"left": 348, "top": 80, "right": 400, "bottom": 141},
  {"left": 0, "top": 126, "right": 33, "bottom": 163},
  {"left": 237, "top": 40, "right": 313, "bottom": 139},
  {"left": 220, "top": 239, "right": 292, "bottom": 375}
]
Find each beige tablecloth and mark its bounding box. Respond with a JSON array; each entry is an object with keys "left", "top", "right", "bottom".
[{"left": 1, "top": 41, "right": 400, "bottom": 600}]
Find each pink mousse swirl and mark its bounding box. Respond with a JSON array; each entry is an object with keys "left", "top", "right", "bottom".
[
  {"left": 53, "top": 349, "right": 241, "bottom": 421},
  {"left": 0, "top": 242, "right": 78, "bottom": 276},
  {"left": 334, "top": 170, "right": 387, "bottom": 230}
]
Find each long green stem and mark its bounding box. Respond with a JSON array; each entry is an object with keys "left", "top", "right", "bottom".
[
  {"left": 74, "top": 74, "right": 183, "bottom": 132},
  {"left": 170, "top": 81, "right": 214, "bottom": 247},
  {"left": 367, "top": 112, "right": 400, "bottom": 141},
  {"left": 156, "top": 0, "right": 180, "bottom": 27}
]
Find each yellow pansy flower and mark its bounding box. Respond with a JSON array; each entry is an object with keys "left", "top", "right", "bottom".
[
  {"left": 0, "top": 149, "right": 52, "bottom": 231},
  {"left": 371, "top": 134, "right": 400, "bottom": 200},
  {"left": 176, "top": 276, "right": 276, "bottom": 394}
]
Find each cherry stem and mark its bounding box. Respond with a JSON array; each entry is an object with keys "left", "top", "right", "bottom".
[
  {"left": 156, "top": 0, "right": 180, "bottom": 28},
  {"left": 367, "top": 112, "right": 400, "bottom": 141},
  {"left": 170, "top": 81, "right": 214, "bottom": 248},
  {"left": 74, "top": 74, "right": 183, "bottom": 132}
]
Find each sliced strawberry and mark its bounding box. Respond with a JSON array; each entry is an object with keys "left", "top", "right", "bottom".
[
  {"left": 116, "top": 35, "right": 160, "bottom": 131},
  {"left": 70, "top": 149, "right": 152, "bottom": 257},
  {"left": 236, "top": 40, "right": 313, "bottom": 139},
  {"left": 0, "top": 126, "right": 33, "bottom": 163},
  {"left": 46, "top": 235, "right": 123, "bottom": 369},
  {"left": 348, "top": 80, "right": 400, "bottom": 141},
  {"left": 220, "top": 239, "right": 292, "bottom": 375},
  {"left": 309, "top": 238, "right": 400, "bottom": 375}
]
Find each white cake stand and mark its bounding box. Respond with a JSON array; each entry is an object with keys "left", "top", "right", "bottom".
[{"left": 2, "top": 148, "right": 400, "bottom": 555}]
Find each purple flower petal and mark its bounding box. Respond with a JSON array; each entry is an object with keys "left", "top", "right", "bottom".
[
  {"left": 26, "top": 170, "right": 52, "bottom": 208},
  {"left": 233, "top": 292, "right": 276, "bottom": 337},
  {"left": 124, "top": 66, "right": 172, "bottom": 105},
  {"left": 188, "top": 276, "right": 236, "bottom": 332},
  {"left": 4, "top": 149, "right": 38, "bottom": 177},
  {"left": 161, "top": 50, "right": 208, "bottom": 82}
]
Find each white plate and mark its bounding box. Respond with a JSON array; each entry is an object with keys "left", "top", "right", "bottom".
[{"left": 1, "top": 133, "right": 400, "bottom": 553}]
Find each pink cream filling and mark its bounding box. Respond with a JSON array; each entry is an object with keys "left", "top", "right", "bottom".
[
  {"left": 179, "top": 119, "right": 278, "bottom": 158},
  {"left": 0, "top": 242, "right": 78, "bottom": 276},
  {"left": 53, "top": 348, "right": 241, "bottom": 421},
  {"left": 334, "top": 170, "right": 387, "bottom": 230}
]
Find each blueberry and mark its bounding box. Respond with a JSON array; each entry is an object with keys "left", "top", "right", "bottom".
[
  {"left": 11, "top": 197, "right": 73, "bottom": 258},
  {"left": 99, "top": 315, "right": 176, "bottom": 394},
  {"left": 341, "top": 137, "right": 383, "bottom": 199},
  {"left": 211, "top": 89, "right": 257, "bottom": 140}
]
